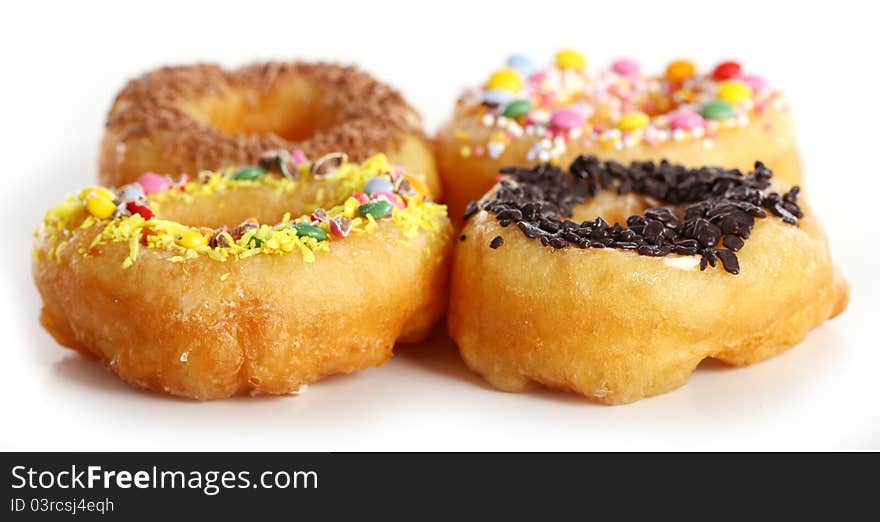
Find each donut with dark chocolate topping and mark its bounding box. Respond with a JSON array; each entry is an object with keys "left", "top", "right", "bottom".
[{"left": 450, "top": 156, "right": 849, "bottom": 404}]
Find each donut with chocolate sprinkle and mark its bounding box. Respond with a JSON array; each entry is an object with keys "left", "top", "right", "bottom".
[{"left": 450, "top": 156, "right": 849, "bottom": 404}]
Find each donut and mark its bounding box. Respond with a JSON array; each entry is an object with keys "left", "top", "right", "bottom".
[
  {"left": 100, "top": 61, "right": 442, "bottom": 199},
  {"left": 33, "top": 153, "right": 452, "bottom": 399},
  {"left": 437, "top": 50, "right": 800, "bottom": 221},
  {"left": 450, "top": 156, "right": 848, "bottom": 404}
]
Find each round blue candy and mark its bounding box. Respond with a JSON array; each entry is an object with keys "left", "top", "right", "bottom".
[
  {"left": 482, "top": 89, "right": 514, "bottom": 108},
  {"left": 505, "top": 54, "right": 536, "bottom": 77},
  {"left": 118, "top": 183, "right": 145, "bottom": 202},
  {"left": 364, "top": 176, "right": 394, "bottom": 195}
]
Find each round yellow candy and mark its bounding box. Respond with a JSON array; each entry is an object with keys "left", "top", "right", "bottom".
[
  {"left": 84, "top": 195, "right": 117, "bottom": 219},
  {"left": 556, "top": 49, "right": 586, "bottom": 70},
  {"left": 486, "top": 68, "right": 523, "bottom": 93},
  {"left": 617, "top": 111, "right": 650, "bottom": 131},
  {"left": 79, "top": 186, "right": 115, "bottom": 203},
  {"left": 178, "top": 230, "right": 209, "bottom": 249},
  {"left": 717, "top": 80, "right": 753, "bottom": 105},
  {"left": 666, "top": 60, "right": 696, "bottom": 82}
]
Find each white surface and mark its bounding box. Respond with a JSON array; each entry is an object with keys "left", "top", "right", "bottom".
[{"left": 1, "top": 0, "right": 877, "bottom": 451}]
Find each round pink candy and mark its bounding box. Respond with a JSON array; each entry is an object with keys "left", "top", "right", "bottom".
[
  {"left": 612, "top": 59, "right": 640, "bottom": 76},
  {"left": 550, "top": 109, "right": 585, "bottom": 131},
  {"left": 669, "top": 112, "right": 705, "bottom": 131},
  {"left": 739, "top": 74, "right": 768, "bottom": 92},
  {"left": 137, "top": 172, "right": 171, "bottom": 194}
]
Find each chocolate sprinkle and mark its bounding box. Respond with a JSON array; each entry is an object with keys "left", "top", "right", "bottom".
[{"left": 465, "top": 156, "right": 803, "bottom": 275}]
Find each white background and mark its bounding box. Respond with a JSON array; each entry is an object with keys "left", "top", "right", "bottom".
[{"left": 1, "top": 0, "right": 877, "bottom": 450}]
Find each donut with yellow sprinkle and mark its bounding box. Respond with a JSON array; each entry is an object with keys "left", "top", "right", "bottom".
[
  {"left": 33, "top": 153, "right": 452, "bottom": 399},
  {"left": 437, "top": 50, "right": 801, "bottom": 221}
]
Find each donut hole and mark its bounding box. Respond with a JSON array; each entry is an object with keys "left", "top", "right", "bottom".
[
  {"left": 569, "top": 191, "right": 653, "bottom": 225},
  {"left": 586, "top": 92, "right": 677, "bottom": 128},
  {"left": 185, "top": 80, "right": 338, "bottom": 142},
  {"left": 155, "top": 183, "right": 331, "bottom": 230},
  {"left": 634, "top": 91, "right": 679, "bottom": 118}
]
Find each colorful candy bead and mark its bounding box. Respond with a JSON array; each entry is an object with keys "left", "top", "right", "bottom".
[
  {"left": 486, "top": 68, "right": 523, "bottom": 93},
  {"left": 669, "top": 112, "right": 705, "bottom": 131},
  {"left": 364, "top": 176, "right": 394, "bottom": 195},
  {"left": 612, "top": 58, "right": 639, "bottom": 76},
  {"left": 292, "top": 223, "right": 328, "bottom": 241},
  {"left": 125, "top": 201, "right": 153, "bottom": 220},
  {"left": 665, "top": 60, "right": 695, "bottom": 82},
  {"left": 259, "top": 150, "right": 296, "bottom": 179},
  {"left": 717, "top": 80, "right": 753, "bottom": 105},
  {"left": 617, "top": 111, "right": 650, "bottom": 131},
  {"left": 740, "top": 74, "right": 768, "bottom": 92},
  {"left": 712, "top": 61, "right": 741, "bottom": 81},
  {"left": 330, "top": 217, "right": 353, "bottom": 238},
  {"left": 483, "top": 89, "right": 514, "bottom": 107},
  {"left": 501, "top": 99, "right": 531, "bottom": 118},
  {"left": 232, "top": 166, "right": 266, "bottom": 180},
  {"left": 505, "top": 54, "right": 537, "bottom": 77},
  {"left": 118, "top": 184, "right": 145, "bottom": 202},
  {"left": 290, "top": 149, "right": 307, "bottom": 166},
  {"left": 178, "top": 230, "right": 208, "bottom": 249},
  {"left": 372, "top": 191, "right": 405, "bottom": 208},
  {"left": 550, "top": 108, "right": 585, "bottom": 131},
  {"left": 700, "top": 100, "right": 736, "bottom": 120},
  {"left": 84, "top": 194, "right": 117, "bottom": 219},
  {"left": 358, "top": 200, "right": 394, "bottom": 219},
  {"left": 555, "top": 49, "right": 586, "bottom": 70},
  {"left": 402, "top": 173, "right": 428, "bottom": 196},
  {"left": 136, "top": 172, "right": 171, "bottom": 195},
  {"left": 311, "top": 152, "right": 347, "bottom": 178}
]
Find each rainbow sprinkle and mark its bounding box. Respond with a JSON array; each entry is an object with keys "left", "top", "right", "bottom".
[
  {"left": 35, "top": 153, "right": 447, "bottom": 268},
  {"left": 451, "top": 52, "right": 785, "bottom": 162}
]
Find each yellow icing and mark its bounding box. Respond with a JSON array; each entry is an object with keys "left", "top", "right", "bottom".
[{"left": 35, "top": 154, "right": 447, "bottom": 268}]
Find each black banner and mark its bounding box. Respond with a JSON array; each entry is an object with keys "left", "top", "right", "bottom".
[{"left": 1, "top": 452, "right": 873, "bottom": 519}]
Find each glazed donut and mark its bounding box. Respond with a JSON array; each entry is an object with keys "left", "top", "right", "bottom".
[
  {"left": 450, "top": 156, "right": 848, "bottom": 404},
  {"left": 33, "top": 153, "right": 451, "bottom": 399},
  {"left": 100, "top": 61, "right": 442, "bottom": 199},
  {"left": 437, "top": 50, "right": 801, "bottom": 220}
]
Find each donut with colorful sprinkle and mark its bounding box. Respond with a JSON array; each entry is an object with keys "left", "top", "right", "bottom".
[
  {"left": 33, "top": 153, "right": 452, "bottom": 399},
  {"left": 100, "top": 61, "right": 442, "bottom": 200},
  {"left": 437, "top": 51, "right": 801, "bottom": 221},
  {"left": 450, "top": 156, "right": 847, "bottom": 404}
]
